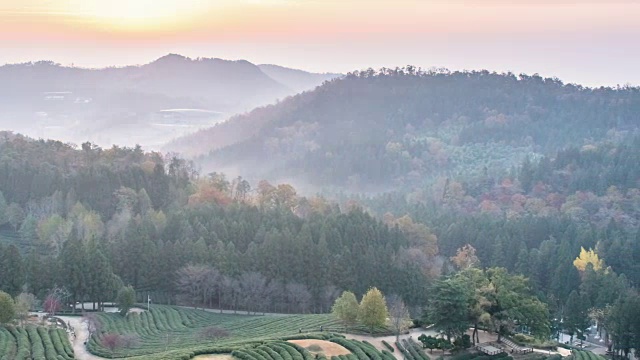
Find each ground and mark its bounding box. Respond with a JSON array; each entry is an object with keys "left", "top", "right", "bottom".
[
  {"left": 56, "top": 307, "right": 147, "bottom": 360},
  {"left": 57, "top": 315, "right": 104, "bottom": 360},
  {"left": 289, "top": 339, "right": 351, "bottom": 356},
  {"left": 193, "top": 355, "right": 235, "bottom": 360}
]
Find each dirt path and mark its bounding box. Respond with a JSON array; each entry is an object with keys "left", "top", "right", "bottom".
[{"left": 57, "top": 316, "right": 106, "bottom": 360}]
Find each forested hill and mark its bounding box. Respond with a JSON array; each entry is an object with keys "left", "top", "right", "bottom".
[
  {"left": 0, "top": 132, "right": 435, "bottom": 310},
  {"left": 172, "top": 68, "right": 640, "bottom": 192}
]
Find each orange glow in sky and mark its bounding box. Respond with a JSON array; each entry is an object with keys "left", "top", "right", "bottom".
[{"left": 1, "top": 0, "right": 639, "bottom": 86}]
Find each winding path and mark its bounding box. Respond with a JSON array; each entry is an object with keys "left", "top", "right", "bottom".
[{"left": 56, "top": 316, "right": 105, "bottom": 360}]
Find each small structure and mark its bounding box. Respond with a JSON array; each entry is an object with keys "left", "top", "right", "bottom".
[
  {"left": 500, "top": 338, "right": 533, "bottom": 354},
  {"left": 476, "top": 343, "right": 504, "bottom": 355}
]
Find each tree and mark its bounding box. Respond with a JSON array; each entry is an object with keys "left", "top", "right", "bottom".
[
  {"left": 450, "top": 244, "right": 480, "bottom": 270},
  {"left": 483, "top": 268, "right": 550, "bottom": 340},
  {"left": 14, "top": 292, "right": 35, "bottom": 325},
  {"left": 358, "top": 287, "right": 388, "bottom": 334},
  {"left": 5, "top": 203, "right": 24, "bottom": 231},
  {"left": 59, "top": 232, "right": 87, "bottom": 312},
  {"left": 116, "top": 285, "right": 136, "bottom": 316},
  {"left": 574, "top": 247, "right": 603, "bottom": 273},
  {"left": 332, "top": 291, "right": 360, "bottom": 330},
  {"left": 418, "top": 334, "right": 440, "bottom": 353},
  {"left": 101, "top": 333, "right": 124, "bottom": 358},
  {"left": 84, "top": 312, "right": 103, "bottom": 335},
  {"left": 175, "top": 264, "right": 210, "bottom": 309},
  {"left": 0, "top": 291, "right": 15, "bottom": 324},
  {"left": 426, "top": 278, "right": 469, "bottom": 341},
  {"left": 455, "top": 268, "right": 491, "bottom": 345},
  {"left": 606, "top": 290, "right": 640, "bottom": 358},
  {"left": 0, "top": 244, "right": 24, "bottom": 296},
  {"left": 238, "top": 272, "right": 267, "bottom": 314},
  {"left": 0, "top": 191, "right": 8, "bottom": 226},
  {"left": 564, "top": 290, "right": 590, "bottom": 343},
  {"left": 387, "top": 294, "right": 411, "bottom": 342},
  {"left": 43, "top": 290, "right": 65, "bottom": 315}
]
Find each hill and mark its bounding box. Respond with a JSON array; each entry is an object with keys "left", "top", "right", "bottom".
[
  {"left": 258, "top": 64, "right": 341, "bottom": 93},
  {"left": 169, "top": 68, "right": 640, "bottom": 193},
  {"left": 0, "top": 55, "right": 340, "bottom": 148}
]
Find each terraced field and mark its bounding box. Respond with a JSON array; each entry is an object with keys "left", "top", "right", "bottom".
[
  {"left": 0, "top": 325, "right": 75, "bottom": 360},
  {"left": 233, "top": 338, "right": 394, "bottom": 360},
  {"left": 88, "top": 305, "right": 343, "bottom": 359},
  {"left": 570, "top": 350, "right": 606, "bottom": 360}
]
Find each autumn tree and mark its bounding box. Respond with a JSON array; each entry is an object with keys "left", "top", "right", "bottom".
[
  {"left": 101, "top": 333, "right": 124, "bottom": 358},
  {"left": 573, "top": 247, "right": 604, "bottom": 273},
  {"left": 358, "top": 287, "right": 388, "bottom": 334},
  {"left": 176, "top": 264, "right": 210, "bottom": 309},
  {"left": 451, "top": 244, "right": 480, "bottom": 270},
  {"left": 332, "top": 291, "right": 359, "bottom": 330},
  {"left": 13, "top": 292, "right": 35, "bottom": 325},
  {"left": 43, "top": 290, "right": 64, "bottom": 315},
  {"left": 387, "top": 294, "right": 411, "bottom": 341}
]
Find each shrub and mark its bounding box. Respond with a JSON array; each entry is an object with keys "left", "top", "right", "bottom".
[
  {"left": 382, "top": 340, "right": 394, "bottom": 352},
  {"left": 307, "top": 345, "right": 323, "bottom": 352}
]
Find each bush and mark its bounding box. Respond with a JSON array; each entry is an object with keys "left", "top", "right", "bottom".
[
  {"left": 382, "top": 340, "right": 394, "bottom": 352},
  {"left": 454, "top": 335, "right": 472, "bottom": 350},
  {"left": 307, "top": 345, "right": 323, "bottom": 352}
]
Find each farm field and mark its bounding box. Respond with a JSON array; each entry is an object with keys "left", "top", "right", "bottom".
[
  {"left": 0, "top": 325, "right": 75, "bottom": 360},
  {"left": 568, "top": 350, "right": 606, "bottom": 360},
  {"left": 87, "top": 305, "right": 344, "bottom": 359}
]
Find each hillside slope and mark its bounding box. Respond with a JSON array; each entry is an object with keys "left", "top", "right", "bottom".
[
  {"left": 169, "top": 68, "right": 640, "bottom": 192},
  {"left": 258, "top": 64, "right": 342, "bottom": 93},
  {"left": 0, "top": 54, "right": 339, "bottom": 148}
]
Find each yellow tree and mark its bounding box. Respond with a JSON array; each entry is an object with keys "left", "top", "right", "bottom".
[
  {"left": 358, "top": 287, "right": 389, "bottom": 334},
  {"left": 573, "top": 247, "right": 603, "bottom": 272},
  {"left": 331, "top": 291, "right": 360, "bottom": 330}
]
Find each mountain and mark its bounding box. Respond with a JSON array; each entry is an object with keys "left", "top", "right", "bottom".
[
  {"left": 0, "top": 54, "right": 340, "bottom": 148},
  {"left": 168, "top": 68, "right": 640, "bottom": 193},
  {"left": 258, "top": 64, "right": 341, "bottom": 93}
]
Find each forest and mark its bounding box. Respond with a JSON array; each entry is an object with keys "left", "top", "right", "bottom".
[
  {"left": 0, "top": 128, "right": 639, "bottom": 357},
  {"left": 173, "top": 68, "right": 640, "bottom": 193}
]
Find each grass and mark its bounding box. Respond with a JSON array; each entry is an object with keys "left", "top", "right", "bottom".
[
  {"left": 87, "top": 305, "right": 343, "bottom": 359},
  {"left": 0, "top": 325, "right": 75, "bottom": 360}
]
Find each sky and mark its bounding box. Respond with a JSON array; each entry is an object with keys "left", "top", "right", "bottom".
[{"left": 1, "top": 0, "right": 639, "bottom": 87}]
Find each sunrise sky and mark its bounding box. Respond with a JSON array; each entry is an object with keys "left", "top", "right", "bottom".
[{"left": 1, "top": 0, "right": 639, "bottom": 86}]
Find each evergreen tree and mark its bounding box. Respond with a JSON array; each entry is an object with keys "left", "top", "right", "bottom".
[
  {"left": 0, "top": 291, "right": 15, "bottom": 324},
  {"left": 426, "top": 278, "right": 469, "bottom": 341},
  {"left": 564, "top": 290, "right": 590, "bottom": 343}
]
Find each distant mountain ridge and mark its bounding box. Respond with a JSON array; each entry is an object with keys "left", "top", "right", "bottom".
[
  {"left": 167, "top": 68, "right": 640, "bottom": 193},
  {"left": 0, "top": 54, "right": 341, "bottom": 148}
]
